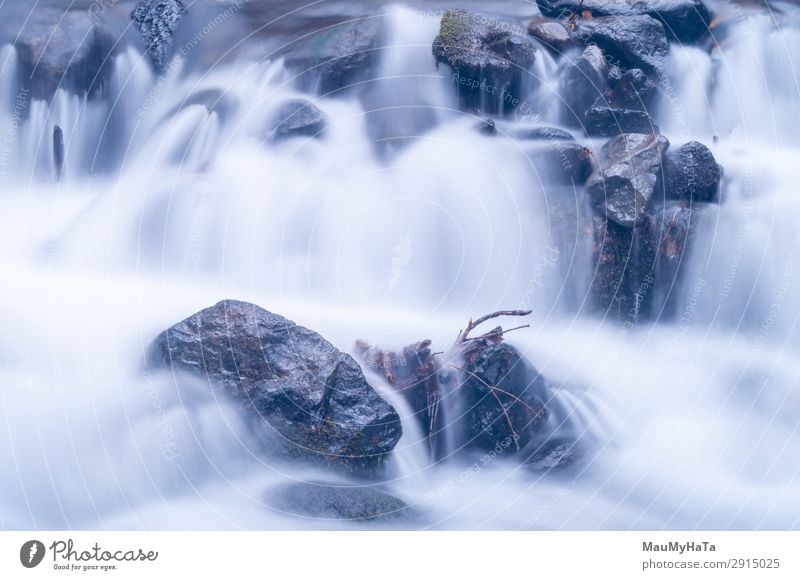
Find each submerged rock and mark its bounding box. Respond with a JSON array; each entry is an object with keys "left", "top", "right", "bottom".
[
  {"left": 131, "top": 0, "right": 186, "bottom": 71},
  {"left": 13, "top": 8, "right": 118, "bottom": 98},
  {"left": 269, "top": 99, "right": 327, "bottom": 141},
  {"left": 536, "top": 0, "right": 712, "bottom": 44},
  {"left": 269, "top": 481, "right": 411, "bottom": 522},
  {"left": 526, "top": 141, "right": 596, "bottom": 185},
  {"left": 586, "top": 133, "right": 669, "bottom": 228},
  {"left": 663, "top": 141, "right": 723, "bottom": 203},
  {"left": 433, "top": 9, "right": 537, "bottom": 114},
  {"left": 285, "top": 17, "right": 384, "bottom": 95},
  {"left": 574, "top": 15, "right": 669, "bottom": 73},
  {"left": 524, "top": 437, "right": 583, "bottom": 473},
  {"left": 516, "top": 126, "right": 575, "bottom": 141},
  {"left": 148, "top": 300, "right": 402, "bottom": 473},
  {"left": 460, "top": 342, "right": 550, "bottom": 453}
]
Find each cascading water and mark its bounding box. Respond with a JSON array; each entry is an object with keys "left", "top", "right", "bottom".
[{"left": 1, "top": 1, "right": 799, "bottom": 530}]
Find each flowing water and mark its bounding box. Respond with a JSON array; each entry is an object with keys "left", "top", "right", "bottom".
[{"left": 0, "top": 2, "right": 799, "bottom": 530}]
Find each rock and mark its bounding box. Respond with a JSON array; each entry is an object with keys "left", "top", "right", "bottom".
[
  {"left": 148, "top": 300, "right": 402, "bottom": 473},
  {"left": 590, "top": 201, "right": 705, "bottom": 319},
  {"left": 53, "top": 126, "right": 65, "bottom": 180},
  {"left": 524, "top": 438, "right": 583, "bottom": 472},
  {"left": 131, "top": 0, "right": 186, "bottom": 71},
  {"left": 460, "top": 342, "right": 549, "bottom": 453},
  {"left": 607, "top": 67, "right": 660, "bottom": 112},
  {"left": 536, "top": 0, "right": 712, "bottom": 44},
  {"left": 269, "top": 481, "right": 411, "bottom": 522},
  {"left": 584, "top": 105, "right": 660, "bottom": 137},
  {"left": 12, "top": 8, "right": 118, "bottom": 98},
  {"left": 269, "top": 99, "right": 327, "bottom": 141},
  {"left": 478, "top": 118, "right": 498, "bottom": 135},
  {"left": 589, "top": 216, "right": 636, "bottom": 315},
  {"left": 664, "top": 141, "right": 722, "bottom": 203},
  {"left": 285, "top": 17, "right": 384, "bottom": 95},
  {"left": 636, "top": 201, "right": 703, "bottom": 318},
  {"left": 527, "top": 141, "right": 596, "bottom": 184},
  {"left": 516, "top": 126, "right": 575, "bottom": 141},
  {"left": 574, "top": 15, "right": 669, "bottom": 73},
  {"left": 528, "top": 17, "right": 574, "bottom": 53},
  {"left": 354, "top": 339, "right": 449, "bottom": 460},
  {"left": 433, "top": 10, "right": 537, "bottom": 114},
  {"left": 586, "top": 133, "right": 669, "bottom": 228},
  {"left": 559, "top": 45, "right": 608, "bottom": 128}
]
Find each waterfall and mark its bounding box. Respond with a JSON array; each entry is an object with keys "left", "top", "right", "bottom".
[{"left": 0, "top": 1, "right": 799, "bottom": 530}]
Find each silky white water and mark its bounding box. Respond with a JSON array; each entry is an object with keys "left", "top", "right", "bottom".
[{"left": 1, "top": 3, "right": 799, "bottom": 530}]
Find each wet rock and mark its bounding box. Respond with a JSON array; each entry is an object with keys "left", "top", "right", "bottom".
[
  {"left": 478, "top": 118, "right": 498, "bottom": 135},
  {"left": 131, "top": 0, "right": 186, "bottom": 71},
  {"left": 528, "top": 17, "right": 574, "bottom": 54},
  {"left": 586, "top": 133, "right": 670, "bottom": 228},
  {"left": 269, "top": 481, "right": 411, "bottom": 522},
  {"left": 13, "top": 8, "right": 118, "bottom": 98},
  {"left": 285, "top": 17, "right": 384, "bottom": 95},
  {"left": 607, "top": 67, "right": 660, "bottom": 112},
  {"left": 664, "top": 141, "right": 722, "bottom": 203},
  {"left": 516, "top": 126, "right": 575, "bottom": 141},
  {"left": 354, "top": 339, "right": 448, "bottom": 460},
  {"left": 559, "top": 45, "right": 608, "bottom": 128},
  {"left": 584, "top": 105, "right": 660, "bottom": 137},
  {"left": 536, "top": 0, "right": 712, "bottom": 44},
  {"left": 590, "top": 201, "right": 705, "bottom": 319},
  {"left": 524, "top": 438, "right": 583, "bottom": 472},
  {"left": 460, "top": 342, "right": 550, "bottom": 453},
  {"left": 574, "top": 15, "right": 669, "bottom": 73},
  {"left": 589, "top": 216, "right": 636, "bottom": 315},
  {"left": 269, "top": 99, "right": 327, "bottom": 141},
  {"left": 148, "top": 300, "right": 402, "bottom": 473},
  {"left": 636, "top": 201, "right": 704, "bottom": 318},
  {"left": 433, "top": 9, "right": 537, "bottom": 114}
]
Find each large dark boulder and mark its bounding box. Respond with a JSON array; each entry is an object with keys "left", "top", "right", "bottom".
[
  {"left": 148, "top": 300, "right": 403, "bottom": 473},
  {"left": 268, "top": 99, "right": 327, "bottom": 141},
  {"left": 131, "top": 0, "right": 186, "bottom": 71},
  {"left": 663, "top": 141, "right": 722, "bottom": 203},
  {"left": 460, "top": 342, "right": 550, "bottom": 453},
  {"left": 433, "top": 10, "right": 537, "bottom": 114},
  {"left": 268, "top": 481, "right": 411, "bottom": 522},
  {"left": 586, "top": 133, "right": 669, "bottom": 228},
  {"left": 536, "top": 0, "right": 712, "bottom": 44},
  {"left": 574, "top": 15, "right": 669, "bottom": 73},
  {"left": 12, "top": 8, "right": 118, "bottom": 99},
  {"left": 284, "top": 17, "right": 384, "bottom": 95},
  {"left": 559, "top": 45, "right": 608, "bottom": 128}
]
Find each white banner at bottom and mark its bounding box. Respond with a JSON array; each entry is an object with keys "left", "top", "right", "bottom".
[{"left": 0, "top": 532, "right": 796, "bottom": 579}]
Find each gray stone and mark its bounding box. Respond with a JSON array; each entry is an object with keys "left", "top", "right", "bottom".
[
  {"left": 268, "top": 481, "right": 411, "bottom": 522},
  {"left": 148, "top": 300, "right": 403, "bottom": 473},
  {"left": 586, "top": 133, "right": 669, "bottom": 227}
]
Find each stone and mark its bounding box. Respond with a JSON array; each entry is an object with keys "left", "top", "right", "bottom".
[
  {"left": 131, "top": 0, "right": 186, "bottom": 71},
  {"left": 148, "top": 300, "right": 403, "bottom": 473},
  {"left": 586, "top": 133, "right": 669, "bottom": 228}
]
